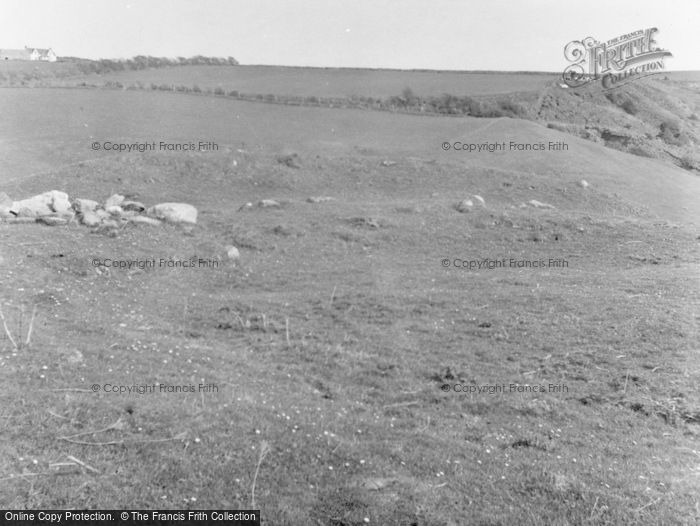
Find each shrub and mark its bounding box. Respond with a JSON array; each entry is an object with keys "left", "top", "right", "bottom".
[
  {"left": 214, "top": 86, "right": 225, "bottom": 95},
  {"left": 658, "top": 119, "right": 685, "bottom": 146},
  {"left": 192, "top": 84, "right": 201, "bottom": 93}
]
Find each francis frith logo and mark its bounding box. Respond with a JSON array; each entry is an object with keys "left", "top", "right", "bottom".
[{"left": 562, "top": 28, "right": 672, "bottom": 89}]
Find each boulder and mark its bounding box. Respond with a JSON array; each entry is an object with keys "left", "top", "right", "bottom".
[
  {"left": 146, "top": 203, "right": 197, "bottom": 224},
  {"left": 455, "top": 199, "right": 474, "bottom": 213},
  {"left": 129, "top": 216, "right": 162, "bottom": 226},
  {"left": 226, "top": 245, "right": 240, "bottom": 261},
  {"left": 472, "top": 195, "right": 485, "bottom": 206},
  {"left": 579, "top": 179, "right": 590, "bottom": 189},
  {"left": 122, "top": 201, "right": 146, "bottom": 213},
  {"left": 104, "top": 194, "right": 125, "bottom": 208},
  {"left": 11, "top": 191, "right": 72, "bottom": 217},
  {"left": 0, "top": 192, "right": 13, "bottom": 218},
  {"left": 106, "top": 205, "right": 124, "bottom": 217},
  {"left": 71, "top": 198, "right": 100, "bottom": 214},
  {"left": 79, "top": 210, "right": 102, "bottom": 227},
  {"left": 258, "top": 199, "right": 281, "bottom": 208}
]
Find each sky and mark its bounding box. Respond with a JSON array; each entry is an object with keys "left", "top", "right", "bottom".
[{"left": 0, "top": 0, "right": 697, "bottom": 71}]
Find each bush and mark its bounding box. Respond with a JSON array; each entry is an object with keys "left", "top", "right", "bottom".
[
  {"left": 192, "top": 84, "right": 201, "bottom": 93},
  {"left": 214, "top": 86, "right": 225, "bottom": 95},
  {"left": 658, "top": 119, "right": 685, "bottom": 146}
]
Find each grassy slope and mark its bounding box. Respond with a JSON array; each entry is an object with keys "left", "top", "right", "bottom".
[
  {"left": 90, "top": 65, "right": 556, "bottom": 98},
  {"left": 1, "top": 89, "right": 699, "bottom": 524}
]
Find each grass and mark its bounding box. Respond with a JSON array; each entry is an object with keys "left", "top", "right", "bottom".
[{"left": 1, "top": 87, "right": 699, "bottom": 524}]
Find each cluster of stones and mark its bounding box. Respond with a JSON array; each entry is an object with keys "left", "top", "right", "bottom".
[{"left": 0, "top": 190, "right": 198, "bottom": 226}]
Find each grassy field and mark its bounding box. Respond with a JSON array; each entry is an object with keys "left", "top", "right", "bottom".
[
  {"left": 71, "top": 65, "right": 557, "bottom": 98},
  {"left": 1, "top": 88, "right": 699, "bottom": 524}
]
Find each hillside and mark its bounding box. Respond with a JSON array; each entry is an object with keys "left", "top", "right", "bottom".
[
  {"left": 1, "top": 87, "right": 699, "bottom": 523},
  {"left": 2, "top": 61, "right": 697, "bottom": 175}
]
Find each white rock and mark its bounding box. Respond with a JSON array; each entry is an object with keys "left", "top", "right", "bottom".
[
  {"left": 104, "top": 194, "right": 125, "bottom": 208},
  {"left": 79, "top": 210, "right": 102, "bottom": 227},
  {"left": 106, "top": 205, "right": 124, "bottom": 217},
  {"left": 226, "top": 246, "right": 240, "bottom": 261},
  {"left": 11, "top": 191, "right": 72, "bottom": 217},
  {"left": 307, "top": 196, "right": 336, "bottom": 204},
  {"left": 71, "top": 198, "right": 100, "bottom": 214},
  {"left": 0, "top": 192, "right": 13, "bottom": 218},
  {"left": 147, "top": 203, "right": 197, "bottom": 224},
  {"left": 579, "top": 179, "right": 589, "bottom": 188},
  {"left": 258, "top": 199, "right": 281, "bottom": 208},
  {"left": 455, "top": 199, "right": 474, "bottom": 213},
  {"left": 472, "top": 195, "right": 485, "bottom": 206},
  {"left": 529, "top": 199, "right": 556, "bottom": 209}
]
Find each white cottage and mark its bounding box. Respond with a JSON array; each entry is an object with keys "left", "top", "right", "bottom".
[{"left": 0, "top": 46, "right": 57, "bottom": 62}]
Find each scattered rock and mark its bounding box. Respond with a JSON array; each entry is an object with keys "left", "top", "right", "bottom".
[
  {"left": 579, "top": 179, "right": 590, "bottom": 188},
  {"left": 71, "top": 198, "right": 100, "bottom": 214},
  {"left": 238, "top": 202, "right": 254, "bottom": 211},
  {"left": 122, "top": 200, "right": 146, "bottom": 212},
  {"left": 11, "top": 190, "right": 72, "bottom": 217},
  {"left": 307, "top": 196, "right": 336, "bottom": 203},
  {"left": 225, "top": 245, "right": 240, "bottom": 261},
  {"left": 472, "top": 194, "right": 486, "bottom": 206},
  {"left": 380, "top": 160, "right": 397, "bottom": 167},
  {"left": 79, "top": 210, "right": 102, "bottom": 227},
  {"left": 104, "top": 194, "right": 125, "bottom": 208},
  {"left": 0, "top": 192, "right": 13, "bottom": 217},
  {"left": 147, "top": 203, "right": 198, "bottom": 224},
  {"left": 528, "top": 200, "right": 556, "bottom": 209},
  {"left": 455, "top": 199, "right": 474, "bottom": 213},
  {"left": 258, "top": 199, "right": 281, "bottom": 208},
  {"left": 105, "top": 205, "right": 124, "bottom": 217},
  {"left": 129, "top": 216, "right": 162, "bottom": 226}
]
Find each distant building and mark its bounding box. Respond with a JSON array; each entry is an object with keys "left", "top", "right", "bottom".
[{"left": 0, "top": 46, "right": 57, "bottom": 62}]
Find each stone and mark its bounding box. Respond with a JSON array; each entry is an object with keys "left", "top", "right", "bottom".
[
  {"left": 79, "top": 210, "right": 102, "bottom": 227},
  {"left": 455, "top": 199, "right": 474, "bottom": 213},
  {"left": 472, "top": 195, "right": 485, "bottom": 206},
  {"left": 122, "top": 201, "right": 146, "bottom": 213},
  {"left": 11, "top": 191, "right": 72, "bottom": 217},
  {"left": 579, "top": 179, "right": 589, "bottom": 188},
  {"left": 71, "top": 198, "right": 100, "bottom": 214},
  {"left": 0, "top": 192, "right": 13, "bottom": 218},
  {"left": 258, "top": 199, "right": 281, "bottom": 208},
  {"left": 147, "top": 203, "right": 198, "bottom": 224},
  {"left": 529, "top": 199, "right": 556, "bottom": 209},
  {"left": 225, "top": 245, "right": 240, "bottom": 261},
  {"left": 104, "top": 194, "right": 125, "bottom": 208},
  {"left": 106, "top": 205, "right": 124, "bottom": 217},
  {"left": 129, "top": 216, "right": 162, "bottom": 226}
]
